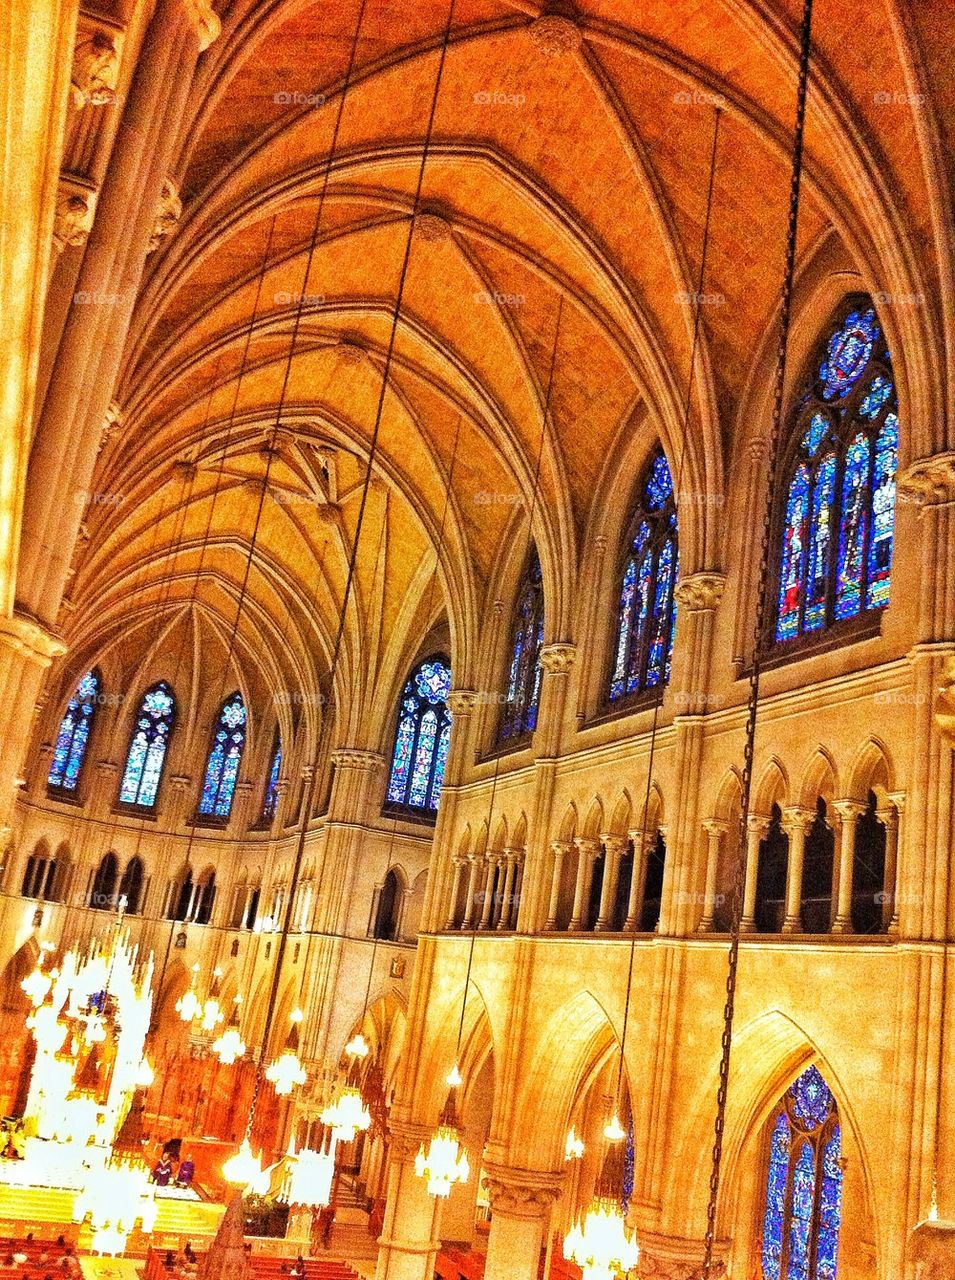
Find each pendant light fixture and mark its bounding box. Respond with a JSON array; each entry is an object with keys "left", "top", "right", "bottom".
[{"left": 212, "top": 994, "right": 247, "bottom": 1065}]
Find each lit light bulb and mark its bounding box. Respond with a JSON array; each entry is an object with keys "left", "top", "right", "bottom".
[
  {"left": 446, "top": 1064, "right": 462, "bottom": 1088},
  {"left": 344, "top": 1032, "right": 369, "bottom": 1059},
  {"left": 564, "top": 1196, "right": 639, "bottom": 1280},
  {"left": 604, "top": 1114, "right": 626, "bottom": 1143},
  {"left": 320, "top": 1086, "right": 371, "bottom": 1143},
  {"left": 265, "top": 1049, "right": 307, "bottom": 1097},
  {"left": 135, "top": 1057, "right": 154, "bottom": 1088},
  {"left": 565, "top": 1127, "right": 585, "bottom": 1161},
  {"left": 414, "top": 1126, "right": 470, "bottom": 1198},
  {"left": 223, "top": 1137, "right": 265, "bottom": 1188},
  {"left": 213, "top": 1025, "right": 246, "bottom": 1065}
]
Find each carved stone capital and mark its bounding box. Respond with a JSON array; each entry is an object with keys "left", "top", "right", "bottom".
[
  {"left": 638, "top": 1256, "right": 725, "bottom": 1280},
  {"left": 70, "top": 27, "right": 120, "bottom": 108},
  {"left": 53, "top": 177, "right": 97, "bottom": 254},
  {"left": 747, "top": 435, "right": 768, "bottom": 463},
  {"left": 702, "top": 818, "right": 729, "bottom": 838},
  {"left": 0, "top": 613, "right": 67, "bottom": 668},
  {"left": 528, "top": 13, "right": 582, "bottom": 56},
  {"left": 539, "top": 642, "right": 576, "bottom": 675},
  {"left": 99, "top": 400, "right": 123, "bottom": 452},
  {"left": 746, "top": 813, "right": 771, "bottom": 839},
  {"left": 180, "top": 0, "right": 222, "bottom": 51},
  {"left": 573, "top": 836, "right": 600, "bottom": 860},
  {"left": 147, "top": 178, "right": 182, "bottom": 253},
  {"left": 482, "top": 1165, "right": 563, "bottom": 1219},
  {"left": 331, "top": 748, "right": 384, "bottom": 771},
  {"left": 781, "top": 806, "right": 814, "bottom": 836},
  {"left": 388, "top": 1119, "right": 433, "bottom": 1164},
  {"left": 599, "top": 834, "right": 628, "bottom": 858},
  {"left": 832, "top": 799, "right": 865, "bottom": 824},
  {"left": 674, "top": 571, "right": 726, "bottom": 612},
  {"left": 447, "top": 689, "right": 478, "bottom": 716},
  {"left": 898, "top": 451, "right": 955, "bottom": 506}
]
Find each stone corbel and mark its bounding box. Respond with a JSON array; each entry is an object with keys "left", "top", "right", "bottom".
[
  {"left": 99, "top": 401, "right": 123, "bottom": 452},
  {"left": 0, "top": 613, "right": 67, "bottom": 669},
  {"left": 674, "top": 571, "right": 726, "bottom": 613},
  {"left": 70, "top": 24, "right": 121, "bottom": 108},
  {"left": 180, "top": 0, "right": 222, "bottom": 51},
  {"left": 539, "top": 642, "right": 576, "bottom": 676},
  {"left": 482, "top": 1164, "right": 564, "bottom": 1219},
  {"left": 53, "top": 175, "right": 97, "bottom": 255},
  {"left": 147, "top": 178, "right": 182, "bottom": 253},
  {"left": 898, "top": 452, "right": 955, "bottom": 508}
]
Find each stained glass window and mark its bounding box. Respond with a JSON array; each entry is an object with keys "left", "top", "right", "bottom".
[
  {"left": 118, "top": 682, "right": 175, "bottom": 808},
  {"left": 498, "top": 547, "right": 545, "bottom": 742},
  {"left": 759, "top": 1065, "right": 842, "bottom": 1280},
  {"left": 385, "top": 656, "right": 451, "bottom": 814},
  {"left": 48, "top": 669, "right": 100, "bottom": 793},
  {"left": 261, "top": 736, "right": 282, "bottom": 822},
  {"left": 199, "top": 692, "right": 247, "bottom": 818},
  {"left": 610, "top": 448, "right": 679, "bottom": 701},
  {"left": 774, "top": 298, "right": 897, "bottom": 644}
]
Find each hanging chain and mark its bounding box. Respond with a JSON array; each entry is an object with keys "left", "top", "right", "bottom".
[{"left": 701, "top": 1, "right": 813, "bottom": 1274}]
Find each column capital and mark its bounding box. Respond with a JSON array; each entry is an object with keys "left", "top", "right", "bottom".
[
  {"left": 447, "top": 688, "right": 478, "bottom": 715},
  {"left": 832, "top": 798, "right": 865, "bottom": 823},
  {"left": 781, "top": 806, "right": 814, "bottom": 835},
  {"left": 746, "top": 812, "right": 771, "bottom": 838},
  {"left": 572, "top": 836, "right": 600, "bottom": 857},
  {"left": 674, "top": 571, "right": 727, "bottom": 612},
  {"left": 702, "top": 817, "right": 729, "bottom": 838},
  {"left": 539, "top": 642, "right": 576, "bottom": 675},
  {"left": 387, "top": 1119, "right": 433, "bottom": 1164},
  {"left": 747, "top": 435, "right": 768, "bottom": 463},
  {"left": 331, "top": 748, "right": 384, "bottom": 771},
  {"left": 599, "top": 833, "right": 629, "bottom": 856},
  {"left": 0, "top": 613, "right": 67, "bottom": 667},
  {"left": 53, "top": 177, "right": 97, "bottom": 254},
  {"left": 95, "top": 758, "right": 119, "bottom": 776},
  {"left": 550, "top": 839, "right": 573, "bottom": 856},
  {"left": 70, "top": 24, "right": 121, "bottom": 109},
  {"left": 167, "top": 774, "right": 191, "bottom": 792},
  {"left": 180, "top": 0, "right": 222, "bottom": 51},
  {"left": 898, "top": 451, "right": 955, "bottom": 506},
  {"left": 481, "top": 1164, "right": 564, "bottom": 1219},
  {"left": 502, "top": 846, "right": 524, "bottom": 864}
]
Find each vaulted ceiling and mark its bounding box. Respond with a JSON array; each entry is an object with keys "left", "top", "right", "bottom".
[{"left": 73, "top": 0, "right": 953, "bottom": 747}]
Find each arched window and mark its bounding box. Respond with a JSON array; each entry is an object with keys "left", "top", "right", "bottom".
[
  {"left": 373, "top": 869, "right": 402, "bottom": 941},
  {"left": 610, "top": 449, "right": 679, "bottom": 701},
  {"left": 90, "top": 852, "right": 119, "bottom": 911},
  {"left": 118, "top": 857, "right": 145, "bottom": 915},
  {"left": 761, "top": 1065, "right": 843, "bottom": 1280},
  {"left": 756, "top": 805, "right": 789, "bottom": 934},
  {"left": 261, "top": 735, "right": 282, "bottom": 823},
  {"left": 498, "top": 546, "right": 545, "bottom": 743},
  {"left": 167, "top": 867, "right": 193, "bottom": 921},
  {"left": 775, "top": 298, "right": 897, "bottom": 645},
  {"left": 385, "top": 657, "right": 452, "bottom": 814},
  {"left": 199, "top": 692, "right": 247, "bottom": 819},
  {"left": 48, "top": 669, "right": 100, "bottom": 793},
  {"left": 119, "top": 682, "right": 175, "bottom": 808},
  {"left": 194, "top": 871, "right": 216, "bottom": 925}
]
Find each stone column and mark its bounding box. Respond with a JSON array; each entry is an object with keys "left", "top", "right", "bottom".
[
  {"left": 568, "top": 838, "right": 598, "bottom": 932},
  {"left": 230, "top": 779, "right": 255, "bottom": 834},
  {"left": 88, "top": 758, "right": 119, "bottom": 816},
  {"left": 698, "top": 819, "right": 728, "bottom": 932},
  {"left": 881, "top": 793, "right": 904, "bottom": 934},
  {"left": 740, "top": 814, "right": 769, "bottom": 933},
  {"left": 544, "top": 841, "right": 571, "bottom": 930},
  {"left": 478, "top": 855, "right": 497, "bottom": 930},
  {"left": 269, "top": 777, "right": 291, "bottom": 835},
  {"left": 374, "top": 1123, "right": 443, "bottom": 1280},
  {"left": 781, "top": 808, "right": 813, "bottom": 934},
  {"left": 595, "top": 835, "right": 626, "bottom": 931},
  {"left": 421, "top": 689, "right": 476, "bottom": 933},
  {"left": 623, "top": 830, "right": 649, "bottom": 932},
  {"left": 443, "top": 857, "right": 465, "bottom": 931},
  {"left": 831, "top": 800, "right": 864, "bottom": 934},
  {"left": 460, "top": 855, "right": 482, "bottom": 930},
  {"left": 496, "top": 849, "right": 520, "bottom": 930},
  {"left": 482, "top": 1168, "right": 563, "bottom": 1280}
]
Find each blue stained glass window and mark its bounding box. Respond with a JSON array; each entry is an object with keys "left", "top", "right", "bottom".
[
  {"left": 119, "top": 682, "right": 175, "bottom": 808},
  {"left": 262, "top": 737, "right": 282, "bottom": 822},
  {"left": 199, "top": 692, "right": 247, "bottom": 818},
  {"left": 762, "top": 1114, "right": 791, "bottom": 1280},
  {"left": 386, "top": 656, "right": 451, "bottom": 814},
  {"left": 48, "top": 669, "right": 100, "bottom": 793},
  {"left": 498, "top": 548, "right": 545, "bottom": 742},
  {"left": 775, "top": 296, "right": 897, "bottom": 645},
  {"left": 609, "top": 449, "right": 679, "bottom": 702},
  {"left": 760, "top": 1066, "right": 842, "bottom": 1280}
]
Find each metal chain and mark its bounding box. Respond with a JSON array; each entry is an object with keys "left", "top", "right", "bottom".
[{"left": 701, "top": 1, "right": 813, "bottom": 1273}]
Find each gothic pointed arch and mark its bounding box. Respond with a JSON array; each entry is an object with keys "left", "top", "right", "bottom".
[
  {"left": 497, "top": 544, "right": 545, "bottom": 745},
  {"left": 773, "top": 296, "right": 898, "bottom": 649},
  {"left": 48, "top": 668, "right": 101, "bottom": 795}
]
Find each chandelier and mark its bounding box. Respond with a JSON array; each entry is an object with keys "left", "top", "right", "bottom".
[
  {"left": 565, "top": 1127, "right": 585, "bottom": 1161},
  {"left": 564, "top": 1135, "right": 637, "bottom": 1280},
  {"left": 222, "top": 1137, "right": 269, "bottom": 1193},
  {"left": 73, "top": 1152, "right": 158, "bottom": 1257},
  {"left": 278, "top": 1134, "right": 337, "bottom": 1210},
  {"left": 319, "top": 1034, "right": 371, "bottom": 1141},
  {"left": 265, "top": 1008, "right": 306, "bottom": 1097},
  {"left": 213, "top": 996, "right": 247, "bottom": 1065},
  {"left": 175, "top": 964, "right": 202, "bottom": 1024},
  {"left": 415, "top": 1069, "right": 469, "bottom": 1199},
  {"left": 199, "top": 968, "right": 224, "bottom": 1033}
]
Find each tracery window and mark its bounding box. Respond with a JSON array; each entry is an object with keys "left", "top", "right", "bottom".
[
  {"left": 761, "top": 1065, "right": 842, "bottom": 1280},
  {"left": 775, "top": 298, "right": 897, "bottom": 645},
  {"left": 48, "top": 669, "right": 100, "bottom": 794},
  {"left": 261, "top": 735, "right": 282, "bottom": 822},
  {"left": 498, "top": 546, "right": 545, "bottom": 743},
  {"left": 199, "top": 692, "right": 247, "bottom": 819},
  {"left": 385, "top": 657, "right": 452, "bottom": 815},
  {"left": 609, "top": 449, "right": 679, "bottom": 701},
  {"left": 118, "top": 682, "right": 175, "bottom": 809}
]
